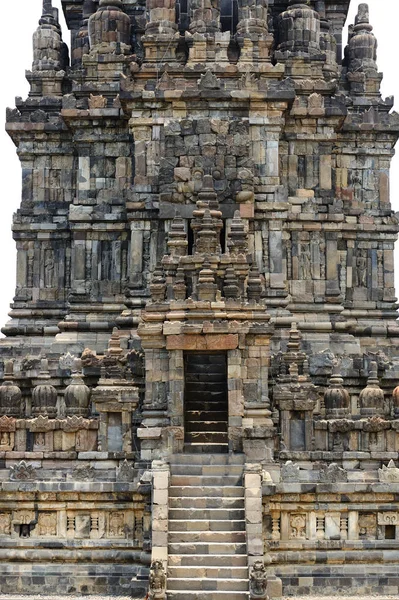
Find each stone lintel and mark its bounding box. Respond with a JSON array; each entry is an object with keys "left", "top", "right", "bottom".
[{"left": 166, "top": 333, "right": 239, "bottom": 351}]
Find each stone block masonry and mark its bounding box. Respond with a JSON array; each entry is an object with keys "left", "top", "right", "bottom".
[{"left": 2, "top": 0, "right": 399, "bottom": 597}]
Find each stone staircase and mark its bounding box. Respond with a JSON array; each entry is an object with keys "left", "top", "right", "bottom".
[{"left": 167, "top": 453, "right": 249, "bottom": 600}]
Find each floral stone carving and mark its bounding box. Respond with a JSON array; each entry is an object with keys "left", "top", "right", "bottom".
[
  {"left": 379, "top": 460, "right": 399, "bottom": 483},
  {"left": 9, "top": 461, "right": 36, "bottom": 481}
]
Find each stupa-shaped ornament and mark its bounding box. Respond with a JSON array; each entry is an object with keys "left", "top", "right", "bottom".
[
  {"left": 0, "top": 361, "right": 23, "bottom": 418},
  {"left": 277, "top": 0, "right": 321, "bottom": 57},
  {"left": 324, "top": 363, "right": 350, "bottom": 419},
  {"left": 32, "top": 358, "right": 57, "bottom": 418},
  {"left": 88, "top": 0, "right": 131, "bottom": 54},
  {"left": 64, "top": 359, "right": 91, "bottom": 417},
  {"left": 32, "top": 0, "right": 63, "bottom": 71},
  {"left": 348, "top": 3, "right": 378, "bottom": 74},
  {"left": 359, "top": 361, "right": 388, "bottom": 417}
]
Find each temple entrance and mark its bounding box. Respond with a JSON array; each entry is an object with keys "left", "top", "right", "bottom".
[{"left": 184, "top": 353, "right": 228, "bottom": 452}]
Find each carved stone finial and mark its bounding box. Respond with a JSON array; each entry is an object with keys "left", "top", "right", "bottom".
[
  {"left": 198, "top": 260, "right": 217, "bottom": 302},
  {"left": 42, "top": 0, "right": 53, "bottom": 16},
  {"left": 355, "top": 3, "right": 370, "bottom": 26},
  {"left": 223, "top": 266, "right": 240, "bottom": 300},
  {"left": 173, "top": 267, "right": 187, "bottom": 301},
  {"left": 247, "top": 265, "right": 263, "bottom": 302},
  {"left": 168, "top": 217, "right": 188, "bottom": 257},
  {"left": 150, "top": 264, "right": 166, "bottom": 303},
  {"left": 227, "top": 211, "right": 248, "bottom": 257}
]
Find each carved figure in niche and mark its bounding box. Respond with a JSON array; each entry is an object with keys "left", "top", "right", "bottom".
[
  {"left": 290, "top": 514, "right": 306, "bottom": 539},
  {"left": 35, "top": 432, "right": 45, "bottom": 448},
  {"left": 109, "top": 512, "right": 124, "bottom": 538},
  {"left": 0, "top": 432, "right": 9, "bottom": 446},
  {"left": 355, "top": 250, "right": 367, "bottom": 287},
  {"left": 249, "top": 560, "right": 269, "bottom": 599},
  {"left": 299, "top": 245, "right": 311, "bottom": 280},
  {"left": 44, "top": 249, "right": 55, "bottom": 288},
  {"left": 359, "top": 513, "right": 377, "bottom": 539},
  {"left": 148, "top": 560, "right": 166, "bottom": 599},
  {"left": 0, "top": 513, "right": 11, "bottom": 535},
  {"left": 38, "top": 512, "right": 57, "bottom": 536}
]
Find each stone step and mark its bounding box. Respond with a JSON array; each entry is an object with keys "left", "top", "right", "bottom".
[
  {"left": 170, "top": 454, "right": 245, "bottom": 466},
  {"left": 169, "top": 496, "right": 245, "bottom": 509},
  {"left": 167, "top": 590, "right": 249, "bottom": 600},
  {"left": 169, "top": 508, "right": 245, "bottom": 521},
  {"left": 169, "top": 520, "right": 246, "bottom": 532},
  {"left": 186, "top": 421, "right": 228, "bottom": 433},
  {"left": 170, "top": 475, "right": 242, "bottom": 487},
  {"left": 170, "top": 464, "right": 244, "bottom": 477},
  {"left": 185, "top": 432, "right": 229, "bottom": 444},
  {"left": 168, "top": 542, "right": 247, "bottom": 555},
  {"left": 183, "top": 443, "right": 229, "bottom": 454},
  {"left": 167, "top": 578, "right": 249, "bottom": 591},
  {"left": 185, "top": 373, "right": 226, "bottom": 382},
  {"left": 185, "top": 398, "right": 227, "bottom": 408},
  {"left": 169, "top": 486, "right": 244, "bottom": 498},
  {"left": 185, "top": 410, "right": 228, "bottom": 422},
  {"left": 169, "top": 531, "right": 246, "bottom": 544},
  {"left": 168, "top": 566, "right": 248, "bottom": 579},
  {"left": 168, "top": 554, "right": 248, "bottom": 568}
]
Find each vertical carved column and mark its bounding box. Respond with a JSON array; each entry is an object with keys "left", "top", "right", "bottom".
[
  {"left": 142, "top": 0, "right": 178, "bottom": 62},
  {"left": 236, "top": 0, "right": 273, "bottom": 63}
]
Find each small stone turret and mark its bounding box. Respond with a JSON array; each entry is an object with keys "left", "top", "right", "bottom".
[
  {"left": 190, "top": 0, "right": 221, "bottom": 34},
  {"left": 88, "top": 0, "right": 131, "bottom": 54},
  {"left": 32, "top": 0, "right": 63, "bottom": 71},
  {"left": 348, "top": 3, "right": 377, "bottom": 74},
  {"left": 277, "top": 0, "right": 321, "bottom": 57},
  {"left": 71, "top": 0, "right": 96, "bottom": 67}
]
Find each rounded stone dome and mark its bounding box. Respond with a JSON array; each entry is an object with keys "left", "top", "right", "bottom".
[
  {"left": 324, "top": 371, "right": 350, "bottom": 418},
  {"left": 0, "top": 381, "right": 23, "bottom": 418},
  {"left": 88, "top": 0, "right": 131, "bottom": 51},
  {"left": 32, "top": 383, "right": 57, "bottom": 418},
  {"left": 278, "top": 1, "right": 320, "bottom": 56}
]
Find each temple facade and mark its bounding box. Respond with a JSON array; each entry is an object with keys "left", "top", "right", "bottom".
[{"left": 2, "top": 0, "right": 399, "bottom": 597}]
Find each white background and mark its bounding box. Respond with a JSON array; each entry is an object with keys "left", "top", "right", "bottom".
[{"left": 0, "top": 0, "right": 398, "bottom": 330}]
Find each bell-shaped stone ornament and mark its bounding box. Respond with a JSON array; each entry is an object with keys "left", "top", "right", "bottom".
[
  {"left": 64, "top": 359, "right": 91, "bottom": 417},
  {"left": 89, "top": 0, "right": 131, "bottom": 53}
]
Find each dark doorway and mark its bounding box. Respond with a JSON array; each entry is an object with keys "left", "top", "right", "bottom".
[{"left": 184, "top": 353, "right": 228, "bottom": 452}]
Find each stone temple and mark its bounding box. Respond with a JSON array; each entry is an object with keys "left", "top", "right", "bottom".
[{"left": 2, "top": 0, "right": 399, "bottom": 597}]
